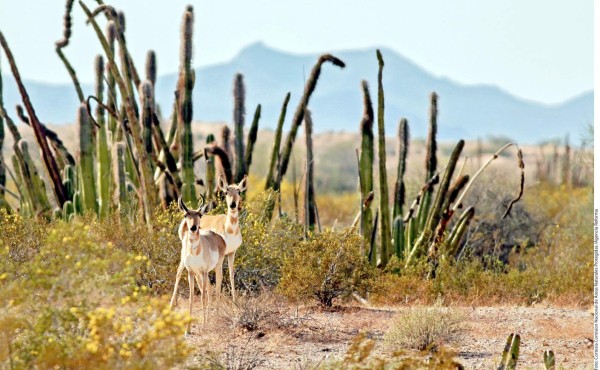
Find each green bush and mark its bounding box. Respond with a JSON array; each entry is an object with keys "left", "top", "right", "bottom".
[{"left": 278, "top": 230, "right": 373, "bottom": 306}]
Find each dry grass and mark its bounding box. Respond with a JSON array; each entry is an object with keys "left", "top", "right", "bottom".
[{"left": 384, "top": 302, "right": 465, "bottom": 351}]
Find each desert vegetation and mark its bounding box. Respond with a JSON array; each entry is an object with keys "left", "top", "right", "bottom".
[{"left": 0, "top": 1, "right": 593, "bottom": 369}]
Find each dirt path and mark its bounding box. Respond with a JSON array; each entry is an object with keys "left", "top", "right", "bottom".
[{"left": 181, "top": 303, "right": 594, "bottom": 369}]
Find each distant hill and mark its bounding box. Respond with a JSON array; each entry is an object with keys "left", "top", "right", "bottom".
[{"left": 2, "top": 42, "right": 593, "bottom": 143}]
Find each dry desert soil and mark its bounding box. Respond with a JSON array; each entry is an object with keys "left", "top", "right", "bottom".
[{"left": 178, "top": 301, "right": 594, "bottom": 369}]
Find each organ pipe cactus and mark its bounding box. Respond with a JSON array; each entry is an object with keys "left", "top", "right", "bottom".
[
  {"left": 233, "top": 73, "right": 247, "bottom": 183},
  {"left": 277, "top": 54, "right": 345, "bottom": 188},
  {"left": 77, "top": 103, "right": 97, "bottom": 213},
  {"left": 178, "top": 8, "right": 196, "bottom": 206},
  {"left": 416, "top": 93, "right": 438, "bottom": 231},
  {"left": 205, "top": 134, "right": 216, "bottom": 201},
  {"left": 81, "top": 1, "right": 158, "bottom": 224},
  {"left": 376, "top": 49, "right": 392, "bottom": 266},
  {"left": 303, "top": 109, "right": 316, "bottom": 233},
  {"left": 265, "top": 93, "right": 290, "bottom": 190},
  {"left": 245, "top": 104, "right": 261, "bottom": 175},
  {"left": 392, "top": 118, "right": 408, "bottom": 259},
  {"left": 358, "top": 80, "right": 375, "bottom": 260},
  {"left": 95, "top": 55, "right": 112, "bottom": 218},
  {"left": 0, "top": 57, "right": 6, "bottom": 209}
]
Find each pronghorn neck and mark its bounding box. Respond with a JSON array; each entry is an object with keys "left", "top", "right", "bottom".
[{"left": 225, "top": 208, "right": 240, "bottom": 234}]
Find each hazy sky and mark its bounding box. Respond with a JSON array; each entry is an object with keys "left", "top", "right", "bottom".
[{"left": 0, "top": 0, "right": 593, "bottom": 104}]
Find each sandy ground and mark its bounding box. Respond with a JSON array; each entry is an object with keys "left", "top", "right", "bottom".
[{"left": 175, "top": 298, "right": 594, "bottom": 369}]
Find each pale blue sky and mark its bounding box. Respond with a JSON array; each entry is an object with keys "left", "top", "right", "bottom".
[{"left": 0, "top": 0, "right": 593, "bottom": 104}]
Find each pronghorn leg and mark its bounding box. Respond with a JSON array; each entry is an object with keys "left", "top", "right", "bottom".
[
  {"left": 170, "top": 261, "right": 185, "bottom": 309},
  {"left": 186, "top": 271, "right": 195, "bottom": 335},
  {"left": 215, "top": 256, "right": 224, "bottom": 302},
  {"left": 203, "top": 271, "right": 210, "bottom": 325},
  {"left": 194, "top": 275, "right": 202, "bottom": 298},
  {"left": 227, "top": 252, "right": 236, "bottom": 302}
]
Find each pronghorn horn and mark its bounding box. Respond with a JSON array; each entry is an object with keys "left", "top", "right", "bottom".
[
  {"left": 178, "top": 196, "right": 190, "bottom": 214},
  {"left": 196, "top": 194, "right": 206, "bottom": 213}
]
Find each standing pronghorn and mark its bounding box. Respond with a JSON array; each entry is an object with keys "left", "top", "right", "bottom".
[
  {"left": 170, "top": 196, "right": 226, "bottom": 334},
  {"left": 200, "top": 175, "right": 247, "bottom": 301}
]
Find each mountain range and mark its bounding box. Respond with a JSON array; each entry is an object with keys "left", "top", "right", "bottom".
[{"left": 2, "top": 42, "right": 593, "bottom": 143}]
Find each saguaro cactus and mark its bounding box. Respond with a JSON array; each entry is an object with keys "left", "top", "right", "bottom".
[
  {"left": 376, "top": 49, "right": 392, "bottom": 266},
  {"left": 233, "top": 73, "right": 247, "bottom": 183}
]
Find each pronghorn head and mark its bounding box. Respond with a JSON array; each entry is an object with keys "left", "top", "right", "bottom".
[
  {"left": 218, "top": 175, "right": 247, "bottom": 212},
  {"left": 178, "top": 195, "right": 207, "bottom": 236}
]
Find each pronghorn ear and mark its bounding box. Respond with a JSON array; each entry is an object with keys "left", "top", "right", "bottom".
[
  {"left": 200, "top": 203, "right": 212, "bottom": 215},
  {"left": 238, "top": 175, "right": 248, "bottom": 193},
  {"left": 178, "top": 219, "right": 188, "bottom": 240},
  {"left": 217, "top": 175, "right": 228, "bottom": 192}
]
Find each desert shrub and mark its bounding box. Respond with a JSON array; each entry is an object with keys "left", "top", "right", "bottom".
[
  {"left": 384, "top": 302, "right": 465, "bottom": 351},
  {"left": 0, "top": 221, "right": 190, "bottom": 369},
  {"left": 234, "top": 190, "right": 304, "bottom": 292},
  {"left": 88, "top": 203, "right": 182, "bottom": 295},
  {"left": 278, "top": 230, "right": 373, "bottom": 307},
  {"left": 0, "top": 209, "right": 47, "bottom": 279},
  {"left": 217, "top": 291, "right": 285, "bottom": 332}
]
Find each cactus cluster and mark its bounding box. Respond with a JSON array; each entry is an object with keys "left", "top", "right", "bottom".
[
  {"left": 356, "top": 50, "right": 525, "bottom": 271},
  {"left": 0, "top": 5, "right": 524, "bottom": 266},
  {"left": 0, "top": 4, "right": 261, "bottom": 222}
]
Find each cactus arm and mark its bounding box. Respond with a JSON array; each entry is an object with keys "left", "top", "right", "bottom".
[
  {"left": 277, "top": 54, "right": 345, "bottom": 182},
  {"left": 0, "top": 31, "right": 68, "bottom": 206},
  {"left": 244, "top": 104, "right": 261, "bottom": 174},
  {"left": 265, "top": 93, "right": 290, "bottom": 190}
]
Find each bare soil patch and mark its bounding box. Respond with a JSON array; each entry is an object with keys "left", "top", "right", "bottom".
[{"left": 177, "top": 298, "right": 594, "bottom": 369}]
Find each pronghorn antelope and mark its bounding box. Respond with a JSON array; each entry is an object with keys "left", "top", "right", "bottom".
[
  {"left": 200, "top": 175, "right": 247, "bottom": 301},
  {"left": 170, "top": 196, "right": 226, "bottom": 333}
]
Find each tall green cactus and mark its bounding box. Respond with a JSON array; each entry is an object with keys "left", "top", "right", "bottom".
[
  {"left": 140, "top": 80, "right": 155, "bottom": 164},
  {"left": 376, "top": 49, "right": 391, "bottom": 266},
  {"left": 392, "top": 118, "right": 409, "bottom": 259},
  {"left": 77, "top": 104, "right": 97, "bottom": 214},
  {"left": 277, "top": 54, "right": 345, "bottom": 188},
  {"left": 265, "top": 93, "right": 290, "bottom": 190},
  {"left": 95, "top": 55, "right": 111, "bottom": 218},
  {"left": 417, "top": 92, "right": 438, "bottom": 231},
  {"left": 233, "top": 73, "right": 247, "bottom": 183},
  {"left": 0, "top": 55, "right": 6, "bottom": 209},
  {"left": 105, "top": 22, "right": 118, "bottom": 137},
  {"left": 178, "top": 7, "right": 196, "bottom": 206},
  {"left": 358, "top": 80, "right": 375, "bottom": 261},
  {"left": 303, "top": 109, "right": 316, "bottom": 232},
  {"left": 245, "top": 104, "right": 261, "bottom": 175},
  {"left": 112, "top": 142, "right": 127, "bottom": 211},
  {"left": 205, "top": 134, "right": 216, "bottom": 201}
]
